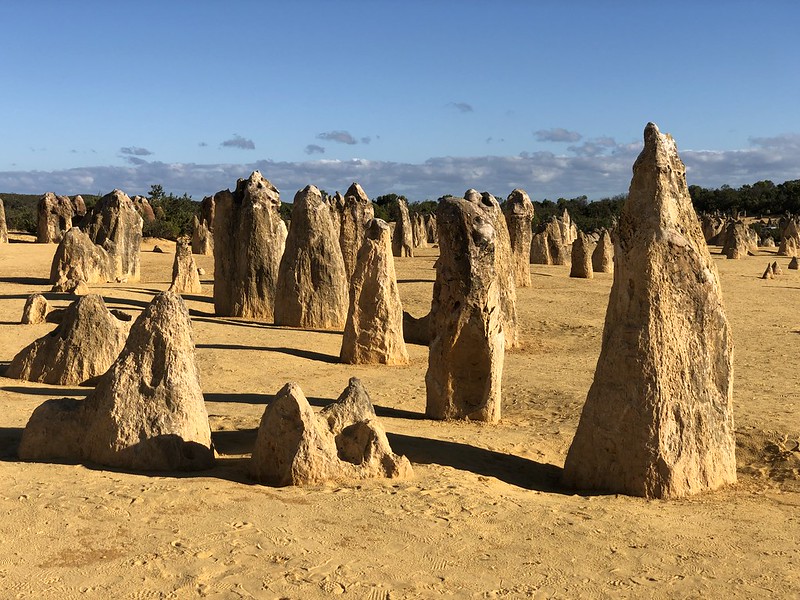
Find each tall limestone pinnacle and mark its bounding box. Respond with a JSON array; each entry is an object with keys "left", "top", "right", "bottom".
[{"left": 562, "top": 123, "right": 737, "bottom": 498}]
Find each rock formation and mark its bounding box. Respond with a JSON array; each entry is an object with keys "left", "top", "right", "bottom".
[
  {"left": 761, "top": 263, "right": 774, "bottom": 279},
  {"left": 191, "top": 196, "right": 215, "bottom": 255},
  {"left": 250, "top": 378, "right": 412, "bottom": 486},
  {"left": 762, "top": 236, "right": 775, "bottom": 248},
  {"left": 569, "top": 232, "right": 594, "bottom": 279},
  {"left": 722, "top": 221, "right": 751, "bottom": 259},
  {"left": 21, "top": 293, "right": 50, "bottom": 324},
  {"left": 7, "top": 294, "right": 130, "bottom": 385},
  {"left": 425, "top": 196, "right": 504, "bottom": 423},
  {"left": 338, "top": 183, "right": 375, "bottom": 281},
  {"left": 466, "top": 190, "right": 519, "bottom": 349},
  {"left": 169, "top": 238, "right": 202, "bottom": 294},
  {"left": 412, "top": 213, "right": 428, "bottom": 249},
  {"left": 391, "top": 197, "right": 414, "bottom": 257},
  {"left": 425, "top": 213, "right": 438, "bottom": 244},
  {"left": 592, "top": 229, "right": 614, "bottom": 273},
  {"left": 562, "top": 123, "right": 736, "bottom": 499},
  {"left": 778, "top": 220, "right": 800, "bottom": 256},
  {"left": 789, "top": 256, "right": 799, "bottom": 270},
  {"left": 340, "top": 219, "right": 409, "bottom": 364},
  {"left": 560, "top": 208, "right": 578, "bottom": 245},
  {"left": 213, "top": 171, "right": 286, "bottom": 320},
  {"left": 772, "top": 261, "right": 782, "bottom": 275},
  {"left": 82, "top": 190, "right": 143, "bottom": 282},
  {"left": 700, "top": 213, "right": 726, "bottom": 244},
  {"left": 530, "top": 217, "right": 570, "bottom": 265},
  {"left": 131, "top": 196, "right": 156, "bottom": 223},
  {"left": 49, "top": 227, "right": 113, "bottom": 286},
  {"left": 71, "top": 195, "right": 87, "bottom": 218},
  {"left": 37, "top": 192, "right": 75, "bottom": 243},
  {"left": 19, "top": 291, "right": 215, "bottom": 471},
  {"left": 0, "top": 197, "right": 7, "bottom": 243},
  {"left": 274, "top": 185, "right": 348, "bottom": 329},
  {"left": 502, "top": 189, "right": 535, "bottom": 287}
]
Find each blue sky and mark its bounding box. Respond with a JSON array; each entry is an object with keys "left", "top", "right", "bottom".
[{"left": 2, "top": 0, "right": 799, "bottom": 202}]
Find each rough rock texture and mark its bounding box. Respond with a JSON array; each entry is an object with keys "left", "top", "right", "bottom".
[
  {"left": 762, "top": 236, "right": 775, "bottom": 248},
  {"left": 37, "top": 192, "right": 75, "bottom": 243},
  {"left": 761, "top": 263, "right": 774, "bottom": 279},
  {"left": 18, "top": 292, "right": 215, "bottom": 471},
  {"left": 51, "top": 277, "right": 90, "bottom": 295},
  {"left": 412, "top": 213, "right": 428, "bottom": 249},
  {"left": 213, "top": 171, "right": 286, "bottom": 320},
  {"left": 131, "top": 196, "right": 156, "bottom": 223},
  {"left": 778, "top": 220, "right": 800, "bottom": 256},
  {"left": 502, "top": 188, "right": 534, "bottom": 287},
  {"left": 7, "top": 294, "right": 130, "bottom": 385},
  {"left": 82, "top": 190, "right": 143, "bottom": 282},
  {"left": 569, "top": 232, "right": 594, "bottom": 279},
  {"left": 340, "top": 219, "right": 409, "bottom": 364},
  {"left": 274, "top": 185, "right": 348, "bottom": 329},
  {"left": 169, "top": 238, "right": 202, "bottom": 295},
  {"left": 466, "top": 190, "right": 519, "bottom": 349},
  {"left": 701, "top": 213, "right": 726, "bottom": 244},
  {"left": 250, "top": 379, "right": 412, "bottom": 486},
  {"left": 0, "top": 197, "right": 8, "bottom": 243},
  {"left": 402, "top": 310, "right": 431, "bottom": 345},
  {"left": 530, "top": 217, "right": 570, "bottom": 265},
  {"left": 21, "top": 294, "right": 50, "bottom": 324},
  {"left": 772, "top": 261, "right": 782, "bottom": 276},
  {"left": 49, "top": 227, "right": 113, "bottom": 285},
  {"left": 425, "top": 196, "right": 504, "bottom": 423},
  {"left": 391, "top": 197, "right": 414, "bottom": 258},
  {"left": 71, "top": 195, "right": 87, "bottom": 218},
  {"left": 592, "top": 229, "right": 614, "bottom": 273},
  {"left": 560, "top": 208, "right": 578, "bottom": 245},
  {"left": 722, "top": 221, "right": 751, "bottom": 259},
  {"left": 789, "top": 256, "right": 799, "bottom": 270},
  {"left": 191, "top": 196, "right": 215, "bottom": 255},
  {"left": 562, "top": 123, "right": 736, "bottom": 499},
  {"left": 425, "top": 213, "right": 438, "bottom": 244},
  {"left": 338, "top": 183, "right": 375, "bottom": 281}
]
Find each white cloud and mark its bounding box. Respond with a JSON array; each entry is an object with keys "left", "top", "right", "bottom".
[
  {"left": 534, "top": 128, "right": 582, "bottom": 143},
  {"left": 2, "top": 133, "right": 798, "bottom": 201}
]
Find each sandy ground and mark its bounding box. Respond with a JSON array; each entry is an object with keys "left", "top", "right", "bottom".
[{"left": 0, "top": 234, "right": 797, "bottom": 599}]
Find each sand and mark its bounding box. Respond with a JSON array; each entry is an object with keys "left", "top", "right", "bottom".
[{"left": 0, "top": 235, "right": 798, "bottom": 599}]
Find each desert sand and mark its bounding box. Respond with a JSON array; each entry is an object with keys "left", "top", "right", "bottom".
[{"left": 0, "top": 235, "right": 797, "bottom": 599}]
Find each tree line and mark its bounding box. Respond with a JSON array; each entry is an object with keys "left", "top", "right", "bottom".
[{"left": 4, "top": 179, "right": 800, "bottom": 240}]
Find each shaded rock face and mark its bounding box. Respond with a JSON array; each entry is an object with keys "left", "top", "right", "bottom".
[
  {"left": 425, "top": 196, "right": 504, "bottom": 423},
  {"left": 340, "top": 219, "right": 409, "bottom": 365},
  {"left": 21, "top": 293, "right": 50, "bottom": 324},
  {"left": 530, "top": 217, "right": 570, "bottom": 265},
  {"left": 778, "top": 220, "right": 800, "bottom": 257},
  {"left": 37, "top": 192, "right": 75, "bottom": 243},
  {"left": 274, "top": 185, "right": 348, "bottom": 329},
  {"left": 425, "top": 214, "right": 438, "bottom": 244},
  {"left": 338, "top": 183, "right": 375, "bottom": 281},
  {"left": 412, "top": 213, "right": 428, "bottom": 249},
  {"left": 131, "top": 196, "right": 156, "bottom": 223},
  {"left": 722, "top": 221, "right": 751, "bottom": 259},
  {"left": 19, "top": 292, "right": 215, "bottom": 471},
  {"left": 789, "top": 256, "right": 799, "bottom": 270},
  {"left": 7, "top": 294, "right": 130, "bottom": 386},
  {"left": 701, "top": 213, "right": 726, "bottom": 244},
  {"left": 569, "top": 232, "right": 594, "bottom": 279},
  {"left": 71, "top": 195, "right": 87, "bottom": 218},
  {"left": 391, "top": 197, "right": 414, "bottom": 258},
  {"left": 761, "top": 263, "right": 774, "bottom": 279},
  {"left": 0, "top": 197, "right": 8, "bottom": 243},
  {"left": 592, "top": 229, "right": 614, "bottom": 273},
  {"left": 467, "top": 190, "right": 519, "bottom": 349},
  {"left": 772, "top": 261, "right": 782, "bottom": 275},
  {"left": 49, "top": 227, "right": 113, "bottom": 285},
  {"left": 503, "top": 188, "right": 535, "bottom": 287},
  {"left": 191, "top": 196, "right": 215, "bottom": 255},
  {"left": 169, "top": 238, "right": 202, "bottom": 294},
  {"left": 250, "top": 378, "right": 412, "bottom": 486},
  {"left": 213, "top": 171, "right": 286, "bottom": 320},
  {"left": 402, "top": 310, "right": 431, "bottom": 346},
  {"left": 82, "top": 190, "right": 143, "bottom": 282},
  {"left": 562, "top": 123, "right": 736, "bottom": 499},
  {"left": 762, "top": 236, "right": 775, "bottom": 248}
]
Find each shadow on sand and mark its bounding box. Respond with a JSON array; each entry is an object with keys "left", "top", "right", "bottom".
[{"left": 196, "top": 343, "right": 339, "bottom": 364}]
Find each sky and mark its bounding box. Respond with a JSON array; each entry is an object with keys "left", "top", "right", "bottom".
[{"left": 1, "top": 0, "right": 799, "bottom": 202}]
